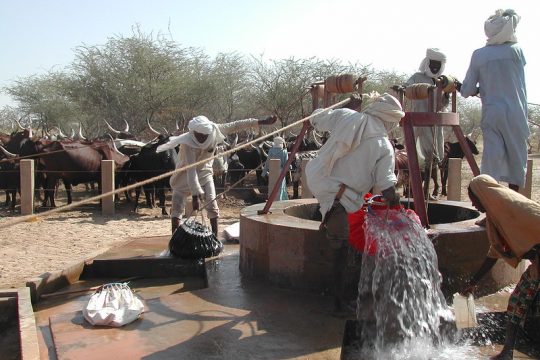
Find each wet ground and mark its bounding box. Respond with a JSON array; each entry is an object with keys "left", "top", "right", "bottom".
[{"left": 32, "top": 236, "right": 539, "bottom": 359}]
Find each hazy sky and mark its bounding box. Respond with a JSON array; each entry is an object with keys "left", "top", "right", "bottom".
[{"left": 1, "top": 0, "right": 539, "bottom": 107}]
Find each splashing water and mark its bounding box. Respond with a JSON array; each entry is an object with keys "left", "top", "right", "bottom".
[{"left": 355, "top": 208, "right": 457, "bottom": 359}]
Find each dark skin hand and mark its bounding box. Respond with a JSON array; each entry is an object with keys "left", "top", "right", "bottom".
[
  {"left": 342, "top": 94, "right": 363, "bottom": 111},
  {"left": 192, "top": 195, "right": 204, "bottom": 211}
]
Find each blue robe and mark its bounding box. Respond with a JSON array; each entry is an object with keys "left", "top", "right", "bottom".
[
  {"left": 262, "top": 146, "right": 289, "bottom": 201},
  {"left": 461, "top": 43, "right": 529, "bottom": 186}
]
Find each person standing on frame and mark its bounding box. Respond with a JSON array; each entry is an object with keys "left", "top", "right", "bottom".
[{"left": 457, "top": 9, "right": 529, "bottom": 192}]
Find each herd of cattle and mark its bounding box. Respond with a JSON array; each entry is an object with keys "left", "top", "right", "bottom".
[{"left": 0, "top": 119, "right": 478, "bottom": 214}]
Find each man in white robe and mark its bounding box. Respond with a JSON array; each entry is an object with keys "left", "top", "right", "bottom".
[
  {"left": 458, "top": 9, "right": 529, "bottom": 191},
  {"left": 305, "top": 93, "right": 403, "bottom": 313},
  {"left": 405, "top": 48, "right": 448, "bottom": 198},
  {"left": 157, "top": 115, "right": 277, "bottom": 235}
]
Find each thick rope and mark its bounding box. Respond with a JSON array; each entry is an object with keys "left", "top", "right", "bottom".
[{"left": 0, "top": 98, "right": 350, "bottom": 229}]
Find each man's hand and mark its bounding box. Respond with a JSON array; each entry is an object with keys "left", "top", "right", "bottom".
[
  {"left": 258, "top": 115, "right": 278, "bottom": 126},
  {"left": 192, "top": 194, "right": 204, "bottom": 211},
  {"left": 381, "top": 186, "right": 400, "bottom": 207},
  {"left": 454, "top": 79, "right": 462, "bottom": 92},
  {"left": 342, "top": 93, "right": 363, "bottom": 111}
]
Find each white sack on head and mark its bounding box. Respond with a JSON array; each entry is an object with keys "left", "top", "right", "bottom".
[
  {"left": 156, "top": 115, "right": 225, "bottom": 152},
  {"left": 418, "top": 48, "right": 447, "bottom": 78},
  {"left": 485, "top": 9, "right": 520, "bottom": 45},
  {"left": 273, "top": 136, "right": 285, "bottom": 148},
  {"left": 363, "top": 93, "right": 405, "bottom": 124}
]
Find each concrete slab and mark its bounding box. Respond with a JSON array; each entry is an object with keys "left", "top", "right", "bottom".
[
  {"left": 44, "top": 246, "right": 346, "bottom": 360},
  {"left": 81, "top": 236, "right": 206, "bottom": 280}
]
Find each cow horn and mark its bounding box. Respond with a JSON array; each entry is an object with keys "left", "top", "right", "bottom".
[
  {"left": 175, "top": 118, "right": 180, "bottom": 130},
  {"left": 259, "top": 144, "right": 268, "bottom": 158},
  {"left": 466, "top": 132, "right": 473, "bottom": 138},
  {"left": 123, "top": 119, "right": 130, "bottom": 132},
  {"left": 78, "top": 123, "right": 86, "bottom": 140},
  {"left": 53, "top": 126, "right": 67, "bottom": 138},
  {"left": 104, "top": 119, "right": 121, "bottom": 135},
  {"left": 312, "top": 132, "right": 323, "bottom": 148},
  {"left": 107, "top": 134, "right": 124, "bottom": 156},
  {"left": 15, "top": 117, "right": 25, "bottom": 131},
  {"left": 162, "top": 127, "right": 170, "bottom": 135},
  {"left": 231, "top": 133, "right": 238, "bottom": 148},
  {"left": 0, "top": 145, "right": 17, "bottom": 158},
  {"left": 28, "top": 124, "right": 33, "bottom": 139},
  {"left": 147, "top": 118, "right": 160, "bottom": 135},
  {"left": 70, "top": 127, "right": 75, "bottom": 139}
]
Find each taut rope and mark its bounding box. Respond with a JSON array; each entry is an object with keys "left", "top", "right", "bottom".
[{"left": 0, "top": 98, "right": 350, "bottom": 230}]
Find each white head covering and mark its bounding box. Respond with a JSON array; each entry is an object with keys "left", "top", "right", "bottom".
[
  {"left": 485, "top": 9, "right": 520, "bottom": 45},
  {"left": 272, "top": 136, "right": 285, "bottom": 148},
  {"left": 418, "top": 48, "right": 447, "bottom": 78},
  {"left": 156, "top": 115, "right": 225, "bottom": 152},
  {"left": 363, "top": 93, "right": 405, "bottom": 123}
]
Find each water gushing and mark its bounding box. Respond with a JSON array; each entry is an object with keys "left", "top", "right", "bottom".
[{"left": 355, "top": 207, "right": 454, "bottom": 358}]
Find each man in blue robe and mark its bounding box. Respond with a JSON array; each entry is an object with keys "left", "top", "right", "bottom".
[{"left": 458, "top": 9, "right": 529, "bottom": 192}]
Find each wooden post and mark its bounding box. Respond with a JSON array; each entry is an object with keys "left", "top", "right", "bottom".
[
  {"left": 101, "top": 160, "right": 115, "bottom": 215},
  {"left": 267, "top": 159, "right": 280, "bottom": 199},
  {"left": 20, "top": 159, "right": 34, "bottom": 215},
  {"left": 519, "top": 159, "right": 533, "bottom": 199},
  {"left": 447, "top": 158, "right": 462, "bottom": 201},
  {"left": 301, "top": 158, "right": 312, "bottom": 198}
]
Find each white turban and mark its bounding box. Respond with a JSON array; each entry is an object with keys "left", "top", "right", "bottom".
[
  {"left": 156, "top": 115, "right": 225, "bottom": 152},
  {"left": 363, "top": 93, "right": 405, "bottom": 123},
  {"left": 485, "top": 9, "right": 519, "bottom": 45},
  {"left": 418, "top": 48, "right": 447, "bottom": 78},
  {"left": 273, "top": 136, "right": 285, "bottom": 148}
]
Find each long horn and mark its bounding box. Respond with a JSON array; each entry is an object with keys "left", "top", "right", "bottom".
[
  {"left": 70, "top": 127, "right": 75, "bottom": 139},
  {"left": 53, "top": 126, "right": 67, "bottom": 138},
  {"left": 28, "top": 123, "right": 33, "bottom": 138},
  {"left": 15, "top": 117, "right": 25, "bottom": 130},
  {"left": 175, "top": 118, "right": 180, "bottom": 130},
  {"left": 78, "top": 123, "right": 86, "bottom": 140},
  {"left": 231, "top": 133, "right": 238, "bottom": 148},
  {"left": 123, "top": 119, "right": 130, "bottom": 132},
  {"left": 0, "top": 145, "right": 17, "bottom": 158},
  {"left": 259, "top": 143, "right": 268, "bottom": 158},
  {"left": 147, "top": 118, "right": 160, "bottom": 135},
  {"left": 107, "top": 134, "right": 124, "bottom": 156},
  {"left": 104, "top": 119, "right": 121, "bottom": 134},
  {"left": 162, "top": 127, "right": 170, "bottom": 135}
]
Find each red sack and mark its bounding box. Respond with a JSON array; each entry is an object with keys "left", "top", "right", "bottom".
[{"left": 348, "top": 193, "right": 403, "bottom": 255}]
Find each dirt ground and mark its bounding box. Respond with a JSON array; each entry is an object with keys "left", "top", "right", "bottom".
[{"left": 0, "top": 188, "right": 256, "bottom": 289}]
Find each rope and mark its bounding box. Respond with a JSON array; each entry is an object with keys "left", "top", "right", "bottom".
[{"left": 0, "top": 97, "right": 350, "bottom": 230}]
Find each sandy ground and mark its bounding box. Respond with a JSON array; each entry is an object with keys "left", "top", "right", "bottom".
[{"left": 0, "top": 192, "right": 251, "bottom": 289}]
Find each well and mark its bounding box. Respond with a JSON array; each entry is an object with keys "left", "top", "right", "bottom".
[{"left": 239, "top": 199, "right": 526, "bottom": 299}]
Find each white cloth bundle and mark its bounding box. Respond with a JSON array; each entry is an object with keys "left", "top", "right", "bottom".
[{"left": 83, "top": 282, "right": 144, "bottom": 327}]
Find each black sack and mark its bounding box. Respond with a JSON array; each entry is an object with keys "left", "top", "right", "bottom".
[{"left": 169, "top": 218, "right": 223, "bottom": 259}]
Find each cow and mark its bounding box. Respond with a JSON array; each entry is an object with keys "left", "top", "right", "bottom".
[
  {"left": 121, "top": 135, "right": 176, "bottom": 215},
  {"left": 230, "top": 143, "right": 267, "bottom": 186},
  {"left": 38, "top": 139, "right": 129, "bottom": 207},
  {"left": 227, "top": 154, "right": 246, "bottom": 186},
  {"left": 440, "top": 136, "right": 479, "bottom": 196},
  {"left": 213, "top": 143, "right": 229, "bottom": 189}
]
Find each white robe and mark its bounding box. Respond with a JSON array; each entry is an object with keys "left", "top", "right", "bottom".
[
  {"left": 405, "top": 72, "right": 445, "bottom": 163},
  {"left": 461, "top": 43, "right": 529, "bottom": 186},
  {"left": 305, "top": 108, "right": 397, "bottom": 218},
  {"left": 169, "top": 119, "right": 259, "bottom": 195}
]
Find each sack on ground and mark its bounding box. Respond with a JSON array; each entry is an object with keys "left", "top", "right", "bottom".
[
  {"left": 169, "top": 218, "right": 223, "bottom": 259},
  {"left": 83, "top": 282, "right": 144, "bottom": 327}
]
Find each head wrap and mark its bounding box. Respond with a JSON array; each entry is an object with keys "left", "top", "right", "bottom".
[
  {"left": 273, "top": 136, "right": 285, "bottom": 148},
  {"left": 418, "top": 48, "right": 447, "bottom": 78},
  {"left": 363, "top": 93, "right": 405, "bottom": 123},
  {"left": 484, "top": 9, "right": 520, "bottom": 45},
  {"left": 469, "top": 174, "right": 540, "bottom": 267},
  {"left": 155, "top": 115, "right": 225, "bottom": 152}
]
